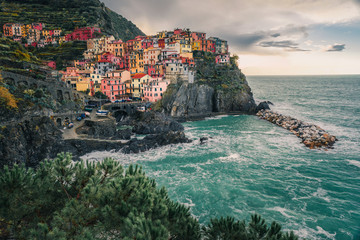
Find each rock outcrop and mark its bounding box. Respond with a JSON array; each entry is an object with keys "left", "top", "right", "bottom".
[
  {"left": 0, "top": 112, "right": 191, "bottom": 167},
  {"left": 158, "top": 57, "right": 257, "bottom": 118},
  {"left": 257, "top": 110, "right": 337, "bottom": 149},
  {"left": 160, "top": 81, "right": 256, "bottom": 118},
  {"left": 76, "top": 119, "right": 131, "bottom": 140},
  {"left": 126, "top": 110, "right": 185, "bottom": 133},
  {"left": 0, "top": 116, "right": 63, "bottom": 168}
]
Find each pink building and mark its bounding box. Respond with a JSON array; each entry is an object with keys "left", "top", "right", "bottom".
[
  {"left": 143, "top": 78, "right": 170, "bottom": 102},
  {"left": 215, "top": 54, "right": 230, "bottom": 65},
  {"left": 101, "top": 70, "right": 131, "bottom": 101},
  {"left": 46, "top": 61, "right": 56, "bottom": 69},
  {"left": 32, "top": 23, "right": 44, "bottom": 31},
  {"left": 191, "top": 32, "right": 206, "bottom": 41},
  {"left": 101, "top": 52, "right": 120, "bottom": 65}
]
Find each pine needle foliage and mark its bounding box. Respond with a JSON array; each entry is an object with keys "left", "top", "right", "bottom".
[
  {"left": 0, "top": 153, "right": 299, "bottom": 240},
  {"left": 0, "top": 153, "right": 200, "bottom": 239}
]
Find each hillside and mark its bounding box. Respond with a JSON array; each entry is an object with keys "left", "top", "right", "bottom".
[{"left": 0, "top": 0, "right": 145, "bottom": 41}]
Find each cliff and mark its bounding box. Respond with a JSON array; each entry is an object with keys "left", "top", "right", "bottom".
[
  {"left": 0, "top": 0, "right": 144, "bottom": 41},
  {"left": 158, "top": 53, "right": 257, "bottom": 118},
  {"left": 0, "top": 116, "right": 63, "bottom": 168}
]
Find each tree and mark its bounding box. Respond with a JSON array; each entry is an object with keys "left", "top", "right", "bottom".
[
  {"left": 94, "top": 91, "right": 108, "bottom": 100},
  {"left": 0, "top": 153, "right": 299, "bottom": 240},
  {"left": 202, "top": 214, "right": 298, "bottom": 240},
  {"left": 0, "top": 153, "right": 201, "bottom": 239}
]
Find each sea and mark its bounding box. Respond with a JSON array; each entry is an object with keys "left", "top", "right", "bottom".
[{"left": 82, "top": 75, "right": 360, "bottom": 240}]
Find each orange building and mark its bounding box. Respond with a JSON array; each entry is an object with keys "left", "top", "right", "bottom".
[{"left": 3, "top": 23, "right": 13, "bottom": 37}]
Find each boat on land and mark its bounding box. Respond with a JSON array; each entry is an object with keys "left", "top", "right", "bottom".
[{"left": 96, "top": 109, "right": 109, "bottom": 117}]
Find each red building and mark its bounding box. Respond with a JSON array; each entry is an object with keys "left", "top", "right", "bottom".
[
  {"left": 181, "top": 57, "right": 195, "bottom": 67},
  {"left": 65, "top": 27, "right": 101, "bottom": 41},
  {"left": 158, "top": 38, "right": 166, "bottom": 49},
  {"left": 145, "top": 65, "right": 156, "bottom": 77},
  {"left": 141, "top": 39, "right": 154, "bottom": 49},
  {"left": 206, "top": 39, "right": 215, "bottom": 53}
]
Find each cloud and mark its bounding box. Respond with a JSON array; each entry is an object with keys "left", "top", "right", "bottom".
[
  {"left": 326, "top": 44, "right": 346, "bottom": 52},
  {"left": 258, "top": 40, "right": 310, "bottom": 51},
  {"left": 271, "top": 33, "right": 281, "bottom": 38}
]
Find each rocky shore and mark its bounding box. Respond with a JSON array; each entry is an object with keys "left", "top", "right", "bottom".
[
  {"left": 257, "top": 109, "right": 337, "bottom": 149},
  {"left": 0, "top": 112, "right": 191, "bottom": 168}
]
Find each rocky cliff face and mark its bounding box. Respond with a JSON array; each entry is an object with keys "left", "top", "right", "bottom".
[
  {"left": 160, "top": 68, "right": 256, "bottom": 118},
  {"left": 0, "top": 116, "right": 63, "bottom": 168}
]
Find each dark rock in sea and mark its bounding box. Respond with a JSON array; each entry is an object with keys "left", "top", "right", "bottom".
[
  {"left": 200, "top": 137, "right": 208, "bottom": 144},
  {"left": 114, "top": 128, "right": 132, "bottom": 140},
  {"left": 256, "top": 101, "right": 271, "bottom": 111},
  {"left": 61, "top": 139, "right": 124, "bottom": 161},
  {"left": 122, "top": 131, "right": 191, "bottom": 154}
]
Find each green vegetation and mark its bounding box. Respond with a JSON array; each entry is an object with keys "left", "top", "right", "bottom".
[
  {"left": 193, "top": 51, "right": 245, "bottom": 92},
  {"left": 94, "top": 91, "right": 108, "bottom": 100},
  {"left": 0, "top": 153, "right": 299, "bottom": 239},
  {"left": 0, "top": 0, "right": 144, "bottom": 41},
  {"left": 0, "top": 37, "right": 40, "bottom": 70},
  {"left": 28, "top": 41, "right": 87, "bottom": 70}
]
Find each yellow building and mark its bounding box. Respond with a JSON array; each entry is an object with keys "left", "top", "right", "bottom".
[
  {"left": 21, "top": 24, "right": 32, "bottom": 38},
  {"left": 132, "top": 73, "right": 151, "bottom": 98},
  {"left": 42, "top": 30, "right": 51, "bottom": 37},
  {"left": 157, "top": 31, "right": 166, "bottom": 39},
  {"left": 108, "top": 40, "right": 125, "bottom": 57},
  {"left": 136, "top": 51, "right": 144, "bottom": 74},
  {"left": 192, "top": 40, "right": 202, "bottom": 51},
  {"left": 58, "top": 36, "right": 66, "bottom": 44},
  {"left": 130, "top": 51, "right": 144, "bottom": 74},
  {"left": 75, "top": 78, "right": 93, "bottom": 95},
  {"left": 180, "top": 52, "right": 193, "bottom": 59}
]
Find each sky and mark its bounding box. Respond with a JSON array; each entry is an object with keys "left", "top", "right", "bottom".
[{"left": 101, "top": 0, "right": 360, "bottom": 75}]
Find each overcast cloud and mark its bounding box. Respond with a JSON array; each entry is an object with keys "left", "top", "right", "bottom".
[{"left": 101, "top": 0, "right": 360, "bottom": 74}]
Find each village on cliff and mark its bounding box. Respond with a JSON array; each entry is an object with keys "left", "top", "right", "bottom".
[{"left": 3, "top": 23, "right": 231, "bottom": 103}]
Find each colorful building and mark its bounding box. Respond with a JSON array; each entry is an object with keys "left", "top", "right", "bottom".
[
  {"left": 143, "top": 78, "right": 170, "bottom": 102},
  {"left": 65, "top": 27, "right": 101, "bottom": 41},
  {"left": 132, "top": 73, "right": 151, "bottom": 98}
]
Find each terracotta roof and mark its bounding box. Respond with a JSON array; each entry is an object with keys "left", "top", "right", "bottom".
[
  {"left": 98, "top": 60, "right": 111, "bottom": 63},
  {"left": 132, "top": 73, "right": 147, "bottom": 79}
]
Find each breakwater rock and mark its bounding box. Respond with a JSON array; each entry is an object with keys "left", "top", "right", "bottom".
[{"left": 256, "top": 110, "right": 337, "bottom": 149}]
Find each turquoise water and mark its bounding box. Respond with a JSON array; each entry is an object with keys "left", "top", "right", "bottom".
[{"left": 83, "top": 75, "right": 360, "bottom": 240}]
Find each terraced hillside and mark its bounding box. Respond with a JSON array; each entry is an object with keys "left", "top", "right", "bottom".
[{"left": 0, "top": 0, "right": 144, "bottom": 41}]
